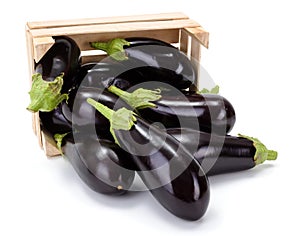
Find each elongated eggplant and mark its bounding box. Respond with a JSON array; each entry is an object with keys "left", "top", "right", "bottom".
[
  {"left": 87, "top": 99, "right": 210, "bottom": 221},
  {"left": 38, "top": 101, "right": 135, "bottom": 194},
  {"left": 60, "top": 134, "right": 135, "bottom": 195},
  {"left": 62, "top": 86, "right": 130, "bottom": 137},
  {"left": 90, "top": 37, "right": 195, "bottom": 89},
  {"left": 71, "top": 62, "right": 136, "bottom": 91},
  {"left": 167, "top": 128, "right": 277, "bottom": 176},
  {"left": 72, "top": 61, "right": 183, "bottom": 92},
  {"left": 35, "top": 36, "right": 81, "bottom": 92},
  {"left": 108, "top": 86, "right": 236, "bottom": 135},
  {"left": 39, "top": 104, "right": 72, "bottom": 135}
]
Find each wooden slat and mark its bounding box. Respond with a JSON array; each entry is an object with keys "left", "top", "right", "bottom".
[
  {"left": 81, "top": 54, "right": 107, "bottom": 64},
  {"left": 25, "top": 27, "right": 35, "bottom": 79},
  {"left": 179, "top": 29, "right": 189, "bottom": 55},
  {"left": 33, "top": 37, "right": 55, "bottom": 62},
  {"left": 29, "top": 19, "right": 200, "bottom": 38},
  {"left": 25, "top": 28, "right": 36, "bottom": 134},
  {"left": 191, "top": 39, "right": 202, "bottom": 89},
  {"left": 183, "top": 27, "right": 209, "bottom": 48},
  {"left": 33, "top": 112, "right": 43, "bottom": 149},
  {"left": 26, "top": 28, "right": 39, "bottom": 140},
  {"left": 41, "top": 132, "right": 61, "bottom": 157},
  {"left": 191, "top": 38, "right": 201, "bottom": 64},
  {"left": 27, "top": 12, "right": 189, "bottom": 29},
  {"left": 26, "top": 28, "right": 44, "bottom": 150}
]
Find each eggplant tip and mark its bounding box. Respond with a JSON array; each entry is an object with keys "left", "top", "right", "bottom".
[{"left": 267, "top": 150, "right": 278, "bottom": 161}]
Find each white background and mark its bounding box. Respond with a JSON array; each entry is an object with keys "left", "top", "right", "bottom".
[{"left": 1, "top": 0, "right": 299, "bottom": 235}]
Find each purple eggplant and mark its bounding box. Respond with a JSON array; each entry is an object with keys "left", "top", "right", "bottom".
[{"left": 87, "top": 99, "right": 210, "bottom": 221}]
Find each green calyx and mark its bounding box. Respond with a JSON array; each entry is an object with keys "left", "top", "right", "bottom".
[
  {"left": 108, "top": 85, "right": 162, "bottom": 110},
  {"left": 86, "top": 98, "right": 137, "bottom": 145},
  {"left": 198, "top": 85, "right": 220, "bottom": 94},
  {"left": 54, "top": 132, "right": 69, "bottom": 155},
  {"left": 238, "top": 134, "right": 278, "bottom": 165},
  {"left": 90, "top": 38, "right": 130, "bottom": 61},
  {"left": 27, "top": 73, "right": 68, "bottom": 112}
]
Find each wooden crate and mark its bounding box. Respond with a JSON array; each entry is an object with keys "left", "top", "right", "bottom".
[{"left": 25, "top": 12, "right": 209, "bottom": 157}]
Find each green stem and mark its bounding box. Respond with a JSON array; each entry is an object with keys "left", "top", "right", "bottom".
[
  {"left": 86, "top": 98, "right": 137, "bottom": 145},
  {"left": 90, "top": 38, "right": 130, "bottom": 61},
  {"left": 267, "top": 150, "right": 278, "bottom": 161},
  {"left": 108, "top": 85, "right": 161, "bottom": 109},
  {"left": 238, "top": 134, "right": 278, "bottom": 165},
  {"left": 108, "top": 85, "right": 132, "bottom": 102},
  {"left": 89, "top": 42, "right": 109, "bottom": 51},
  {"left": 86, "top": 98, "right": 114, "bottom": 121},
  {"left": 27, "top": 73, "right": 68, "bottom": 112},
  {"left": 54, "top": 132, "right": 69, "bottom": 155}
]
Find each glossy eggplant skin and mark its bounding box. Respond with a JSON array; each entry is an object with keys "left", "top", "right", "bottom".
[
  {"left": 62, "top": 87, "right": 129, "bottom": 137},
  {"left": 72, "top": 60, "right": 189, "bottom": 92},
  {"left": 167, "top": 128, "right": 256, "bottom": 176},
  {"left": 119, "top": 46, "right": 195, "bottom": 89},
  {"left": 39, "top": 104, "right": 72, "bottom": 136},
  {"left": 62, "top": 135, "right": 135, "bottom": 195},
  {"left": 38, "top": 100, "right": 135, "bottom": 195},
  {"left": 138, "top": 92, "right": 236, "bottom": 135},
  {"left": 92, "top": 37, "right": 195, "bottom": 90},
  {"left": 115, "top": 117, "right": 210, "bottom": 221},
  {"left": 71, "top": 62, "right": 135, "bottom": 91},
  {"left": 35, "top": 36, "right": 81, "bottom": 92}
]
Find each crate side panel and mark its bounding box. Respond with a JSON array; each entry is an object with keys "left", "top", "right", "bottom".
[
  {"left": 81, "top": 54, "right": 108, "bottom": 64},
  {"left": 27, "top": 12, "right": 189, "bottom": 29},
  {"left": 26, "top": 28, "right": 44, "bottom": 149},
  {"left": 41, "top": 132, "right": 61, "bottom": 157},
  {"left": 191, "top": 39, "right": 202, "bottom": 89},
  {"left": 32, "top": 37, "right": 55, "bottom": 62},
  {"left": 179, "top": 28, "right": 189, "bottom": 55},
  {"left": 26, "top": 28, "right": 35, "bottom": 78},
  {"left": 29, "top": 19, "right": 200, "bottom": 37},
  {"left": 183, "top": 27, "right": 209, "bottom": 48}
]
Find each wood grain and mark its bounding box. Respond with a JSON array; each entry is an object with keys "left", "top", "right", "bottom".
[
  {"left": 183, "top": 27, "right": 209, "bottom": 48},
  {"left": 29, "top": 19, "right": 200, "bottom": 38},
  {"left": 33, "top": 37, "right": 55, "bottom": 62},
  {"left": 27, "top": 12, "right": 189, "bottom": 29},
  {"left": 191, "top": 39, "right": 202, "bottom": 89},
  {"left": 41, "top": 132, "right": 61, "bottom": 157}
]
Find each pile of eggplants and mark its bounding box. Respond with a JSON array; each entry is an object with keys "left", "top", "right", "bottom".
[{"left": 27, "top": 36, "right": 277, "bottom": 221}]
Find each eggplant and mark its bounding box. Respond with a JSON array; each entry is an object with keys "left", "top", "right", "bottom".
[
  {"left": 61, "top": 86, "right": 130, "bottom": 138},
  {"left": 87, "top": 99, "right": 210, "bottom": 221},
  {"left": 38, "top": 99, "right": 135, "bottom": 195},
  {"left": 61, "top": 134, "right": 135, "bottom": 195},
  {"left": 167, "top": 128, "right": 277, "bottom": 176},
  {"left": 39, "top": 104, "right": 72, "bottom": 136},
  {"left": 90, "top": 37, "right": 195, "bottom": 90},
  {"left": 108, "top": 85, "right": 236, "bottom": 135},
  {"left": 35, "top": 36, "right": 81, "bottom": 93},
  {"left": 71, "top": 62, "right": 136, "bottom": 91},
  {"left": 72, "top": 61, "right": 183, "bottom": 92}
]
